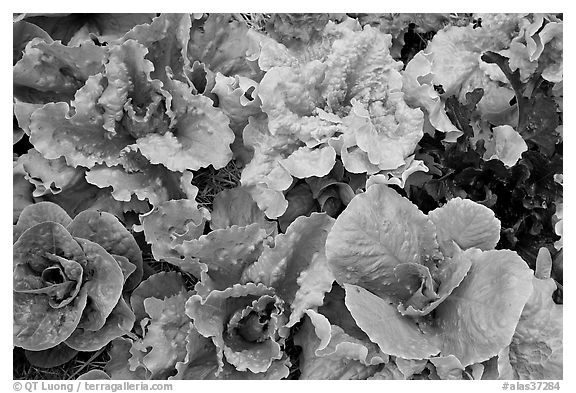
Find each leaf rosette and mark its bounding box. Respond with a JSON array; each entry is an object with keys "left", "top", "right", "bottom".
[
  {"left": 186, "top": 283, "right": 289, "bottom": 375},
  {"left": 15, "top": 14, "right": 235, "bottom": 209},
  {"left": 13, "top": 202, "right": 142, "bottom": 352},
  {"left": 242, "top": 17, "right": 424, "bottom": 218},
  {"left": 150, "top": 213, "right": 338, "bottom": 377},
  {"left": 325, "top": 184, "right": 535, "bottom": 366}
]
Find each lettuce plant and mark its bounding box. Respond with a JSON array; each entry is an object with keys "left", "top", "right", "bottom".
[
  {"left": 13, "top": 13, "right": 562, "bottom": 381},
  {"left": 241, "top": 18, "right": 425, "bottom": 218},
  {"left": 13, "top": 202, "right": 143, "bottom": 353},
  {"left": 14, "top": 14, "right": 236, "bottom": 212},
  {"left": 324, "top": 184, "right": 539, "bottom": 368}
]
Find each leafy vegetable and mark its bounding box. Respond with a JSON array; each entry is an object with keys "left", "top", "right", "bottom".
[
  {"left": 326, "top": 184, "right": 534, "bottom": 366},
  {"left": 13, "top": 13, "right": 562, "bottom": 381},
  {"left": 13, "top": 202, "right": 140, "bottom": 352}
]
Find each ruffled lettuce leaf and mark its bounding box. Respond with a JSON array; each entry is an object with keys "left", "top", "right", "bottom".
[
  {"left": 130, "top": 272, "right": 187, "bottom": 323},
  {"left": 138, "top": 199, "right": 210, "bottom": 261},
  {"left": 98, "top": 39, "right": 171, "bottom": 139},
  {"left": 186, "top": 283, "right": 288, "bottom": 375},
  {"left": 402, "top": 51, "right": 459, "bottom": 135},
  {"left": 188, "top": 14, "right": 261, "bottom": 80},
  {"left": 240, "top": 213, "right": 335, "bottom": 326},
  {"left": 105, "top": 338, "right": 147, "bottom": 379},
  {"left": 14, "top": 37, "right": 107, "bottom": 103},
  {"left": 173, "top": 223, "right": 268, "bottom": 295},
  {"left": 252, "top": 18, "right": 424, "bottom": 172},
  {"left": 14, "top": 100, "right": 43, "bottom": 140},
  {"left": 243, "top": 19, "right": 426, "bottom": 216},
  {"left": 264, "top": 14, "right": 335, "bottom": 47},
  {"left": 239, "top": 115, "right": 295, "bottom": 218},
  {"left": 17, "top": 149, "right": 85, "bottom": 198},
  {"left": 171, "top": 321, "right": 291, "bottom": 380},
  {"left": 365, "top": 155, "right": 429, "bottom": 189},
  {"left": 129, "top": 290, "right": 191, "bottom": 379},
  {"left": 136, "top": 74, "right": 235, "bottom": 172},
  {"left": 28, "top": 74, "right": 135, "bottom": 168},
  {"left": 86, "top": 162, "right": 199, "bottom": 207},
  {"left": 211, "top": 73, "right": 262, "bottom": 134},
  {"left": 43, "top": 173, "right": 150, "bottom": 221},
  {"left": 15, "top": 14, "right": 155, "bottom": 46},
  {"left": 172, "top": 331, "right": 290, "bottom": 380},
  {"left": 172, "top": 326, "right": 218, "bottom": 379},
  {"left": 210, "top": 186, "right": 276, "bottom": 234},
  {"left": 120, "top": 13, "right": 192, "bottom": 84},
  {"left": 13, "top": 20, "right": 53, "bottom": 64},
  {"left": 25, "top": 32, "right": 235, "bottom": 178}
]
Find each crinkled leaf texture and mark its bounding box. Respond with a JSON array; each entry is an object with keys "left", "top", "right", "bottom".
[
  {"left": 138, "top": 199, "right": 210, "bottom": 261},
  {"left": 130, "top": 272, "right": 187, "bottom": 323},
  {"left": 239, "top": 115, "right": 298, "bottom": 219},
  {"left": 251, "top": 19, "right": 423, "bottom": 172},
  {"left": 210, "top": 186, "right": 276, "bottom": 235},
  {"left": 17, "top": 149, "right": 85, "bottom": 198},
  {"left": 186, "top": 283, "right": 288, "bottom": 376},
  {"left": 171, "top": 223, "right": 268, "bottom": 295},
  {"left": 242, "top": 19, "right": 425, "bottom": 218},
  {"left": 86, "top": 164, "right": 200, "bottom": 208},
  {"left": 24, "top": 26, "right": 236, "bottom": 196},
  {"left": 128, "top": 290, "right": 191, "bottom": 379},
  {"left": 402, "top": 51, "right": 459, "bottom": 135},
  {"left": 13, "top": 202, "right": 138, "bottom": 351},
  {"left": 240, "top": 213, "right": 335, "bottom": 327},
  {"left": 14, "top": 37, "right": 107, "bottom": 102}
]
